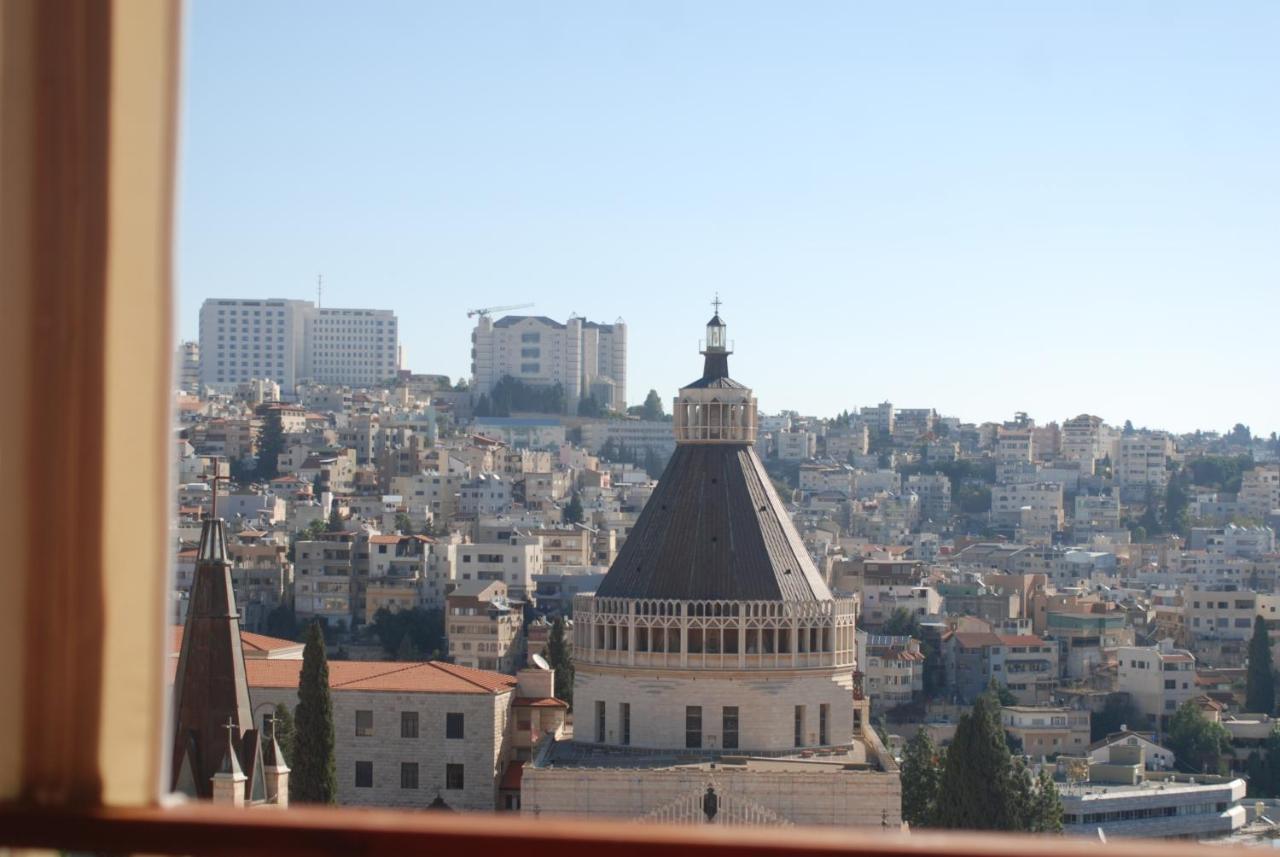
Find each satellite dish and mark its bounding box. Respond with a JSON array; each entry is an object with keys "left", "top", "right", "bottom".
[{"left": 532, "top": 653, "right": 551, "bottom": 671}]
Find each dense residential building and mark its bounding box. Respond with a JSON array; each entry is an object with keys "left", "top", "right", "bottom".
[
  {"left": 446, "top": 580, "right": 524, "bottom": 673},
  {"left": 1116, "top": 641, "right": 1197, "bottom": 729},
  {"left": 1115, "top": 431, "right": 1175, "bottom": 500},
  {"left": 198, "top": 298, "right": 399, "bottom": 392},
  {"left": 1240, "top": 465, "right": 1280, "bottom": 521},
  {"left": 176, "top": 340, "right": 201, "bottom": 391},
  {"left": 471, "top": 314, "right": 627, "bottom": 412},
  {"left": 1000, "top": 706, "right": 1091, "bottom": 759},
  {"left": 857, "top": 631, "right": 925, "bottom": 714},
  {"left": 1061, "top": 414, "right": 1104, "bottom": 474},
  {"left": 945, "top": 630, "right": 1058, "bottom": 705}
]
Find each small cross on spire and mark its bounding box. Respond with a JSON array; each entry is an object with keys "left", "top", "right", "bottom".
[
  {"left": 209, "top": 455, "right": 225, "bottom": 520},
  {"left": 222, "top": 716, "right": 238, "bottom": 737},
  {"left": 711, "top": 293, "right": 722, "bottom": 316}
]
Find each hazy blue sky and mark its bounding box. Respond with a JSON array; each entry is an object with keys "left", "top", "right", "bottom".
[{"left": 178, "top": 1, "right": 1279, "bottom": 434}]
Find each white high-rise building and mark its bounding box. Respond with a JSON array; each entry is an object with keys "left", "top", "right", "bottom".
[
  {"left": 176, "top": 340, "right": 201, "bottom": 392},
  {"left": 470, "top": 314, "right": 627, "bottom": 412},
  {"left": 198, "top": 298, "right": 398, "bottom": 393}
]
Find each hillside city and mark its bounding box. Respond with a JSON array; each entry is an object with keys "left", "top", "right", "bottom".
[{"left": 170, "top": 298, "right": 1280, "bottom": 839}]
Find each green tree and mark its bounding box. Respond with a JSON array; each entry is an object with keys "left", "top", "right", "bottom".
[
  {"left": 643, "top": 447, "right": 664, "bottom": 480},
  {"left": 563, "top": 492, "right": 584, "bottom": 525},
  {"left": 265, "top": 603, "right": 298, "bottom": 640},
  {"left": 900, "top": 728, "right": 941, "bottom": 828},
  {"left": 396, "top": 633, "right": 421, "bottom": 661},
  {"left": 474, "top": 393, "right": 492, "bottom": 417},
  {"left": 1247, "top": 615, "right": 1276, "bottom": 715},
  {"left": 545, "top": 616, "right": 574, "bottom": 708},
  {"left": 394, "top": 511, "right": 414, "bottom": 534},
  {"left": 577, "top": 395, "right": 603, "bottom": 418},
  {"left": 1166, "top": 701, "right": 1232, "bottom": 775},
  {"left": 255, "top": 408, "right": 286, "bottom": 480},
  {"left": 1164, "top": 468, "right": 1191, "bottom": 538},
  {"left": 1230, "top": 423, "right": 1253, "bottom": 446},
  {"left": 1091, "top": 694, "right": 1144, "bottom": 741},
  {"left": 882, "top": 607, "right": 920, "bottom": 638},
  {"left": 934, "top": 688, "right": 1017, "bottom": 830},
  {"left": 265, "top": 702, "right": 295, "bottom": 768},
  {"left": 641, "top": 389, "right": 665, "bottom": 421},
  {"left": 326, "top": 505, "right": 344, "bottom": 532},
  {"left": 292, "top": 621, "right": 337, "bottom": 803}
]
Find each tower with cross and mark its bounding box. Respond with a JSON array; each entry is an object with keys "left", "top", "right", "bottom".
[{"left": 170, "top": 507, "right": 278, "bottom": 804}]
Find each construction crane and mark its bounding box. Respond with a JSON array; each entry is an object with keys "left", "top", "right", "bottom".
[{"left": 467, "top": 303, "right": 534, "bottom": 319}]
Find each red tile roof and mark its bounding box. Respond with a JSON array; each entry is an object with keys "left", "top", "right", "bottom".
[
  {"left": 514, "top": 696, "right": 569, "bottom": 709},
  {"left": 996, "top": 635, "right": 1049, "bottom": 647},
  {"left": 245, "top": 659, "right": 518, "bottom": 695},
  {"left": 170, "top": 626, "right": 300, "bottom": 656}
]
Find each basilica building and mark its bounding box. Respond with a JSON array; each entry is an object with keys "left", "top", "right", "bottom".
[{"left": 521, "top": 310, "right": 901, "bottom": 827}]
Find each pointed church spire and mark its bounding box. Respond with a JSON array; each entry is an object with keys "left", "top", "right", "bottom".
[{"left": 170, "top": 515, "right": 256, "bottom": 799}]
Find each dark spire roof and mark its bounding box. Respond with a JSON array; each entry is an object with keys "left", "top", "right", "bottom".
[
  {"left": 171, "top": 517, "right": 262, "bottom": 800},
  {"left": 594, "top": 443, "right": 831, "bottom": 601},
  {"left": 707, "top": 313, "right": 725, "bottom": 327}
]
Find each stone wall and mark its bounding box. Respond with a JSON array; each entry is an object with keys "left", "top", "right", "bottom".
[
  {"left": 250, "top": 686, "right": 510, "bottom": 810},
  {"left": 522, "top": 764, "right": 901, "bottom": 828},
  {"left": 575, "top": 665, "right": 854, "bottom": 751}
]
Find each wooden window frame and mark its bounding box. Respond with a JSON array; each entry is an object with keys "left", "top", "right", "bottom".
[{"left": 0, "top": 3, "right": 1256, "bottom": 857}]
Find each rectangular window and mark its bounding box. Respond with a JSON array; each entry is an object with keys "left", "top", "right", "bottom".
[
  {"left": 685, "top": 705, "right": 703, "bottom": 749},
  {"left": 355, "top": 761, "right": 373, "bottom": 788},
  {"left": 446, "top": 712, "right": 465, "bottom": 739},
  {"left": 723, "top": 706, "right": 739, "bottom": 750},
  {"left": 401, "top": 711, "right": 419, "bottom": 739},
  {"left": 795, "top": 705, "right": 805, "bottom": 747},
  {"left": 620, "top": 702, "right": 631, "bottom": 746},
  {"left": 820, "top": 703, "right": 830, "bottom": 745},
  {"left": 520, "top": 363, "right": 540, "bottom": 374},
  {"left": 595, "top": 700, "right": 607, "bottom": 743},
  {"left": 446, "top": 763, "right": 464, "bottom": 790},
  {"left": 356, "top": 709, "right": 373, "bottom": 736},
  {"left": 521, "top": 332, "right": 540, "bottom": 343},
  {"left": 400, "top": 762, "right": 418, "bottom": 789}
]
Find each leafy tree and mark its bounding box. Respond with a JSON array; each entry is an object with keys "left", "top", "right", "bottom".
[
  {"left": 563, "top": 492, "right": 584, "bottom": 525},
  {"left": 900, "top": 728, "right": 941, "bottom": 827},
  {"left": 1245, "top": 726, "right": 1280, "bottom": 797},
  {"left": 1091, "top": 695, "right": 1144, "bottom": 741},
  {"left": 545, "top": 616, "right": 574, "bottom": 708},
  {"left": 1166, "top": 701, "right": 1232, "bottom": 775},
  {"left": 292, "top": 621, "right": 337, "bottom": 803},
  {"left": 643, "top": 447, "right": 664, "bottom": 480},
  {"left": 1164, "top": 468, "right": 1191, "bottom": 538},
  {"left": 1230, "top": 423, "right": 1253, "bottom": 446},
  {"left": 1248, "top": 615, "right": 1276, "bottom": 715},
  {"left": 369, "top": 607, "right": 445, "bottom": 659},
  {"left": 1123, "top": 420, "right": 1136, "bottom": 436},
  {"left": 474, "top": 393, "right": 492, "bottom": 417},
  {"left": 991, "top": 681, "right": 1018, "bottom": 707},
  {"left": 265, "top": 603, "right": 298, "bottom": 640},
  {"left": 883, "top": 607, "right": 920, "bottom": 638},
  {"left": 641, "top": 389, "right": 665, "bottom": 421},
  {"left": 394, "top": 511, "right": 414, "bottom": 534},
  {"left": 452, "top": 378, "right": 469, "bottom": 392},
  {"left": 1018, "top": 765, "right": 1064, "bottom": 833},
  {"left": 957, "top": 483, "right": 991, "bottom": 514},
  {"left": 326, "top": 505, "right": 344, "bottom": 532},
  {"left": 577, "top": 395, "right": 603, "bottom": 418},
  {"left": 255, "top": 408, "right": 286, "bottom": 480},
  {"left": 230, "top": 456, "right": 257, "bottom": 486},
  {"left": 396, "top": 633, "right": 421, "bottom": 661}
]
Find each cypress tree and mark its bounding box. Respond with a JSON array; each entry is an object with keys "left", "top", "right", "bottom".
[
  {"left": 900, "top": 728, "right": 941, "bottom": 828},
  {"left": 1248, "top": 615, "right": 1275, "bottom": 715},
  {"left": 292, "top": 620, "right": 337, "bottom": 804},
  {"left": 934, "top": 687, "right": 1016, "bottom": 830},
  {"left": 268, "top": 702, "right": 295, "bottom": 767},
  {"left": 545, "top": 616, "right": 574, "bottom": 709},
  {"left": 256, "top": 409, "right": 285, "bottom": 481}
]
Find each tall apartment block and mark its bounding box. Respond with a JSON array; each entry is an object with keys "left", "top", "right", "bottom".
[
  {"left": 470, "top": 314, "right": 627, "bottom": 412},
  {"left": 198, "top": 298, "right": 398, "bottom": 393},
  {"left": 176, "top": 340, "right": 201, "bottom": 392}
]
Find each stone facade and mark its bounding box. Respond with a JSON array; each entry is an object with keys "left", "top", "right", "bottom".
[
  {"left": 522, "top": 762, "right": 901, "bottom": 828},
  {"left": 248, "top": 684, "right": 510, "bottom": 811}
]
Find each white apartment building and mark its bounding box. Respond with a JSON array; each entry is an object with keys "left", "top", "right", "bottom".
[
  {"left": 906, "top": 472, "right": 952, "bottom": 522},
  {"left": 447, "top": 580, "right": 524, "bottom": 674},
  {"left": 1116, "top": 431, "right": 1175, "bottom": 500},
  {"left": 856, "top": 631, "right": 925, "bottom": 714},
  {"left": 176, "top": 340, "right": 200, "bottom": 391},
  {"left": 799, "top": 463, "right": 856, "bottom": 495},
  {"left": 1182, "top": 583, "right": 1280, "bottom": 649},
  {"left": 991, "top": 482, "right": 1065, "bottom": 534},
  {"left": 579, "top": 419, "right": 676, "bottom": 459},
  {"left": 1240, "top": 465, "right": 1280, "bottom": 521},
  {"left": 860, "top": 401, "right": 894, "bottom": 436},
  {"left": 198, "top": 298, "right": 398, "bottom": 393},
  {"left": 456, "top": 536, "right": 544, "bottom": 601},
  {"left": 1061, "top": 414, "right": 1104, "bottom": 474},
  {"left": 775, "top": 430, "right": 817, "bottom": 462},
  {"left": 1116, "top": 641, "right": 1197, "bottom": 729},
  {"left": 995, "top": 426, "right": 1033, "bottom": 482},
  {"left": 825, "top": 427, "right": 870, "bottom": 460},
  {"left": 471, "top": 314, "right": 627, "bottom": 412},
  {"left": 1001, "top": 706, "right": 1091, "bottom": 759},
  {"left": 1074, "top": 492, "right": 1122, "bottom": 537}
]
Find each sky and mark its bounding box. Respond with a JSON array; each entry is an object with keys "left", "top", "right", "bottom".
[{"left": 177, "top": 1, "right": 1280, "bottom": 435}]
